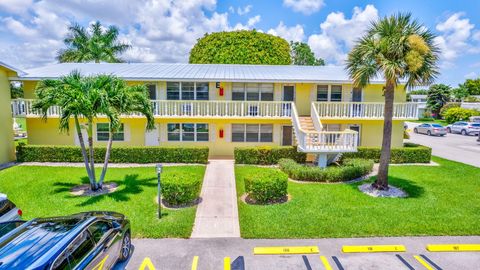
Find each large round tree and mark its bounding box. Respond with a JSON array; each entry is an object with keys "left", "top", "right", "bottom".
[
  {"left": 346, "top": 13, "right": 440, "bottom": 190},
  {"left": 189, "top": 30, "right": 291, "bottom": 65}
]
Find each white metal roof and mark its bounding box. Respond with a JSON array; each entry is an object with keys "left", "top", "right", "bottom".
[
  {"left": 12, "top": 63, "right": 387, "bottom": 84},
  {"left": 0, "top": 61, "right": 24, "bottom": 75}
]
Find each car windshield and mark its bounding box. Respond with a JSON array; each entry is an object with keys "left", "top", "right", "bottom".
[
  {"left": 432, "top": 124, "right": 443, "bottom": 127},
  {"left": 0, "top": 221, "right": 25, "bottom": 237}
]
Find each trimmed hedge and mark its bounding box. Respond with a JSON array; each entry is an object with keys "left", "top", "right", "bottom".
[
  {"left": 16, "top": 144, "right": 209, "bottom": 164},
  {"left": 244, "top": 169, "right": 288, "bottom": 203},
  {"left": 279, "top": 158, "right": 374, "bottom": 183},
  {"left": 341, "top": 143, "right": 431, "bottom": 163},
  {"left": 162, "top": 172, "right": 203, "bottom": 205},
  {"left": 234, "top": 146, "right": 306, "bottom": 165}
]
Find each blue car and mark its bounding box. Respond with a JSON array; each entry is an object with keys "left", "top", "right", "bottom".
[{"left": 0, "top": 211, "right": 131, "bottom": 270}]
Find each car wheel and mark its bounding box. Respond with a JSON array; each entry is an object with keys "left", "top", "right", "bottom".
[
  {"left": 119, "top": 230, "right": 131, "bottom": 262},
  {"left": 461, "top": 130, "right": 468, "bottom": 136},
  {"left": 446, "top": 127, "right": 451, "bottom": 133},
  {"left": 414, "top": 128, "right": 418, "bottom": 134},
  {"left": 427, "top": 130, "right": 431, "bottom": 136}
]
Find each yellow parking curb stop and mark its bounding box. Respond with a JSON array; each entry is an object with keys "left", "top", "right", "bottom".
[
  {"left": 342, "top": 245, "right": 406, "bottom": 253},
  {"left": 427, "top": 244, "right": 480, "bottom": 252},
  {"left": 254, "top": 246, "right": 319, "bottom": 255}
]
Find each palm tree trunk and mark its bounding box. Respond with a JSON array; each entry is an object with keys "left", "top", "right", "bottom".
[
  {"left": 99, "top": 130, "right": 114, "bottom": 187},
  {"left": 374, "top": 80, "right": 395, "bottom": 190},
  {"left": 74, "top": 117, "right": 94, "bottom": 184},
  {"left": 87, "top": 120, "right": 97, "bottom": 190}
]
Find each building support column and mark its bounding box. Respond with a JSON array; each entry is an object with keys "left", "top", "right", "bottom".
[{"left": 316, "top": 153, "right": 327, "bottom": 168}]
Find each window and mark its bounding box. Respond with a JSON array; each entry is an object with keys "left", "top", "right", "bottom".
[
  {"left": 317, "top": 85, "right": 328, "bottom": 101},
  {"left": 167, "top": 82, "right": 209, "bottom": 100},
  {"left": 331, "top": 85, "right": 342, "bottom": 101},
  {"left": 96, "top": 123, "right": 124, "bottom": 141},
  {"left": 231, "top": 83, "right": 274, "bottom": 101},
  {"left": 231, "top": 124, "right": 273, "bottom": 142},
  {"left": 88, "top": 221, "right": 112, "bottom": 243},
  {"left": 68, "top": 231, "right": 95, "bottom": 268},
  {"left": 167, "top": 123, "right": 209, "bottom": 142},
  {"left": 147, "top": 84, "right": 156, "bottom": 99}
]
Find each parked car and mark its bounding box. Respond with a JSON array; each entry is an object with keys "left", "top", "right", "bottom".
[
  {"left": 0, "top": 211, "right": 131, "bottom": 270},
  {"left": 414, "top": 123, "right": 447, "bottom": 136},
  {"left": 446, "top": 121, "right": 480, "bottom": 135},
  {"left": 0, "top": 194, "right": 22, "bottom": 222}
]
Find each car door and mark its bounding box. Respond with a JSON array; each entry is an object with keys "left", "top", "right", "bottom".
[
  {"left": 418, "top": 124, "right": 427, "bottom": 134},
  {"left": 86, "top": 221, "right": 122, "bottom": 269},
  {"left": 51, "top": 230, "right": 96, "bottom": 270},
  {"left": 452, "top": 122, "right": 463, "bottom": 133}
]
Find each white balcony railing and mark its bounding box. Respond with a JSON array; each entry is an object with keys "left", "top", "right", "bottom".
[
  {"left": 151, "top": 100, "right": 293, "bottom": 118},
  {"left": 11, "top": 99, "right": 293, "bottom": 119},
  {"left": 291, "top": 103, "right": 358, "bottom": 153},
  {"left": 314, "top": 102, "right": 418, "bottom": 119}
]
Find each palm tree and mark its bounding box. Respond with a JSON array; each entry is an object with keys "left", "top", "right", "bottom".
[
  {"left": 33, "top": 71, "right": 154, "bottom": 191},
  {"left": 57, "top": 21, "right": 131, "bottom": 63},
  {"left": 346, "top": 13, "right": 440, "bottom": 190}
]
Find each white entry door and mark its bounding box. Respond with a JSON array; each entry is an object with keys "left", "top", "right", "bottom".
[{"left": 145, "top": 124, "right": 159, "bottom": 146}]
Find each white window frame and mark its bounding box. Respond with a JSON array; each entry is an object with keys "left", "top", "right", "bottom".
[
  {"left": 316, "top": 84, "right": 343, "bottom": 102},
  {"left": 96, "top": 123, "right": 125, "bottom": 142},
  {"left": 166, "top": 82, "right": 209, "bottom": 100},
  {"left": 231, "top": 124, "right": 273, "bottom": 142},
  {"left": 232, "top": 83, "right": 274, "bottom": 101},
  {"left": 167, "top": 123, "right": 209, "bottom": 142}
]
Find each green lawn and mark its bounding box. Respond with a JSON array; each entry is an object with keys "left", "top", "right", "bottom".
[
  {"left": 0, "top": 165, "right": 205, "bottom": 238},
  {"left": 235, "top": 157, "right": 480, "bottom": 238},
  {"left": 14, "top": 117, "right": 27, "bottom": 131}
]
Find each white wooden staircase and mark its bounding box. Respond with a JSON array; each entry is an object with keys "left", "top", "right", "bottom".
[{"left": 291, "top": 103, "right": 358, "bottom": 167}]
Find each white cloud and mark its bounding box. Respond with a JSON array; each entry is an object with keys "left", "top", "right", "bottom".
[
  {"left": 464, "top": 71, "right": 477, "bottom": 79},
  {"left": 267, "top": 22, "right": 305, "bottom": 42},
  {"left": 0, "top": 0, "right": 32, "bottom": 15},
  {"left": 434, "top": 13, "right": 476, "bottom": 63},
  {"left": 0, "top": 0, "right": 265, "bottom": 67},
  {"left": 307, "top": 5, "right": 378, "bottom": 64},
  {"left": 283, "top": 0, "right": 324, "bottom": 15},
  {"left": 237, "top": 5, "right": 252, "bottom": 15}
]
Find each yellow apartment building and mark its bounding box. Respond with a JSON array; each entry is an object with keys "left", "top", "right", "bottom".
[{"left": 4, "top": 63, "right": 418, "bottom": 165}]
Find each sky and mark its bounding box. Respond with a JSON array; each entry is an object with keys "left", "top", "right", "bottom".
[{"left": 0, "top": 0, "right": 479, "bottom": 86}]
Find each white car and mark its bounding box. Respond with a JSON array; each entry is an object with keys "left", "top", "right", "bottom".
[
  {"left": 446, "top": 122, "right": 480, "bottom": 136},
  {"left": 0, "top": 194, "right": 22, "bottom": 222}
]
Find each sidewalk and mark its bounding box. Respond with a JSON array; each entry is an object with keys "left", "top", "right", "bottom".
[{"left": 191, "top": 159, "right": 240, "bottom": 238}]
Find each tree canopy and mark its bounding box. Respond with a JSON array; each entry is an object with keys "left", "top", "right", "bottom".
[
  {"left": 189, "top": 30, "right": 291, "bottom": 65},
  {"left": 426, "top": 84, "right": 451, "bottom": 118},
  {"left": 57, "top": 21, "right": 131, "bottom": 63},
  {"left": 290, "top": 41, "right": 325, "bottom": 66}
]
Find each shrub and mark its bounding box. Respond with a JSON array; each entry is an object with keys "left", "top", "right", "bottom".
[
  {"left": 341, "top": 143, "right": 431, "bottom": 163},
  {"left": 234, "top": 146, "right": 306, "bottom": 165},
  {"left": 439, "top": 102, "right": 460, "bottom": 117},
  {"left": 162, "top": 172, "right": 202, "bottom": 205},
  {"left": 16, "top": 144, "right": 209, "bottom": 164},
  {"left": 443, "top": 107, "right": 479, "bottom": 124},
  {"left": 244, "top": 169, "right": 288, "bottom": 203},
  {"left": 278, "top": 158, "right": 374, "bottom": 183}
]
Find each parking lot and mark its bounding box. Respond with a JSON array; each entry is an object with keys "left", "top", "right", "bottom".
[
  {"left": 406, "top": 122, "right": 480, "bottom": 168},
  {"left": 116, "top": 236, "right": 480, "bottom": 270}
]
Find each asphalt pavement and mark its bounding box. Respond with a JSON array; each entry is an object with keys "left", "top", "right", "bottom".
[
  {"left": 115, "top": 236, "right": 480, "bottom": 270},
  {"left": 406, "top": 121, "right": 480, "bottom": 168}
]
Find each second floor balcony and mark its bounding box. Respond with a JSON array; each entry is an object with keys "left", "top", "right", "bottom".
[
  {"left": 314, "top": 102, "right": 418, "bottom": 120},
  {"left": 11, "top": 99, "right": 418, "bottom": 120}
]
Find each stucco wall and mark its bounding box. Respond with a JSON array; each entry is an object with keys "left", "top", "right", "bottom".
[{"left": 0, "top": 68, "right": 15, "bottom": 163}]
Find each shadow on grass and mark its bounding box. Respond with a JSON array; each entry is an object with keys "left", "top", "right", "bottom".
[
  {"left": 52, "top": 174, "right": 157, "bottom": 206},
  {"left": 351, "top": 176, "right": 425, "bottom": 198}
]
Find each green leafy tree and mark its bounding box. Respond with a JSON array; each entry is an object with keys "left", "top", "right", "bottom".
[
  {"left": 462, "top": 78, "right": 480, "bottom": 96},
  {"left": 427, "top": 84, "right": 451, "bottom": 118},
  {"left": 346, "top": 13, "right": 439, "bottom": 190},
  {"left": 451, "top": 84, "right": 469, "bottom": 101},
  {"left": 57, "top": 21, "right": 131, "bottom": 63},
  {"left": 189, "top": 30, "right": 291, "bottom": 65},
  {"left": 290, "top": 41, "right": 325, "bottom": 66},
  {"left": 443, "top": 107, "right": 479, "bottom": 124},
  {"left": 33, "top": 71, "right": 154, "bottom": 191}
]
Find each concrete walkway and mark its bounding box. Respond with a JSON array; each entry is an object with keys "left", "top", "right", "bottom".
[{"left": 191, "top": 159, "right": 240, "bottom": 238}]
